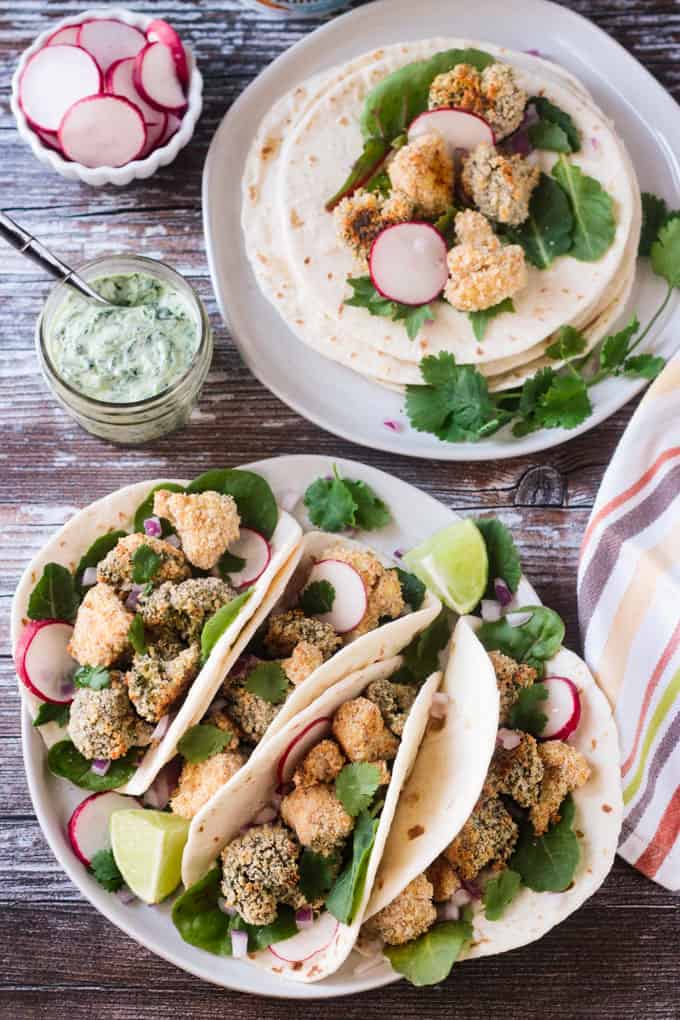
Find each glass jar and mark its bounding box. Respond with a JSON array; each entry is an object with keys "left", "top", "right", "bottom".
[
  {"left": 36, "top": 254, "right": 213, "bottom": 444},
  {"left": 240, "top": 0, "right": 349, "bottom": 16}
]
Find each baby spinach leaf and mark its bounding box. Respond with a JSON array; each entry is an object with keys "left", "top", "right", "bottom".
[
  {"left": 335, "top": 762, "right": 382, "bottom": 816},
  {"left": 27, "top": 563, "right": 80, "bottom": 622},
  {"left": 528, "top": 119, "right": 571, "bottom": 153},
  {"left": 483, "top": 868, "right": 521, "bottom": 920},
  {"left": 400, "top": 608, "right": 451, "bottom": 684},
  {"left": 75, "top": 531, "right": 127, "bottom": 592},
  {"left": 545, "top": 325, "right": 588, "bottom": 360},
  {"left": 90, "top": 849, "right": 124, "bottom": 893},
  {"left": 326, "top": 810, "right": 379, "bottom": 923},
  {"left": 530, "top": 96, "right": 580, "bottom": 152},
  {"left": 245, "top": 906, "right": 298, "bottom": 950},
  {"left": 325, "top": 137, "right": 390, "bottom": 211},
  {"left": 244, "top": 662, "right": 289, "bottom": 705},
  {"left": 364, "top": 168, "right": 392, "bottom": 197},
  {"left": 384, "top": 918, "right": 473, "bottom": 986},
  {"left": 552, "top": 156, "right": 616, "bottom": 262},
  {"left": 201, "top": 590, "right": 253, "bottom": 662},
  {"left": 172, "top": 867, "right": 235, "bottom": 955},
  {"left": 47, "top": 741, "right": 138, "bottom": 791},
  {"left": 508, "top": 683, "right": 549, "bottom": 735},
  {"left": 475, "top": 518, "right": 521, "bottom": 597},
  {"left": 505, "top": 173, "right": 574, "bottom": 269},
  {"left": 73, "top": 665, "right": 111, "bottom": 691},
  {"left": 639, "top": 192, "right": 669, "bottom": 256},
  {"left": 128, "top": 615, "right": 147, "bottom": 655},
  {"left": 511, "top": 795, "right": 580, "bottom": 891},
  {"left": 188, "top": 469, "right": 278, "bottom": 540},
  {"left": 131, "top": 544, "right": 161, "bottom": 584},
  {"left": 133, "top": 482, "right": 185, "bottom": 536},
  {"left": 477, "top": 606, "right": 565, "bottom": 675},
  {"left": 468, "top": 298, "right": 515, "bottom": 342},
  {"left": 407, "top": 353, "right": 507, "bottom": 442},
  {"left": 33, "top": 702, "right": 70, "bottom": 728},
  {"left": 218, "top": 550, "right": 247, "bottom": 579},
  {"left": 396, "top": 568, "right": 426, "bottom": 611},
  {"left": 299, "top": 580, "right": 336, "bottom": 615},
  {"left": 651, "top": 217, "right": 680, "bottom": 288},
  {"left": 299, "top": 850, "right": 339, "bottom": 903},
  {"left": 178, "top": 724, "right": 233, "bottom": 764}
]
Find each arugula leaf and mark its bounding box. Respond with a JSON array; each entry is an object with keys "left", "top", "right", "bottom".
[
  {"left": 400, "top": 608, "right": 451, "bottom": 684},
  {"left": 345, "top": 276, "right": 435, "bottom": 341},
  {"left": 47, "top": 740, "right": 138, "bottom": 791},
  {"left": 303, "top": 468, "right": 391, "bottom": 533},
  {"left": 33, "top": 702, "right": 70, "bottom": 728},
  {"left": 528, "top": 119, "right": 571, "bottom": 153},
  {"left": 244, "top": 662, "right": 289, "bottom": 705},
  {"left": 552, "top": 156, "right": 616, "bottom": 262},
  {"left": 128, "top": 615, "right": 147, "bottom": 655},
  {"left": 27, "top": 563, "right": 80, "bottom": 622},
  {"left": 188, "top": 469, "right": 278, "bottom": 540},
  {"left": 201, "top": 591, "right": 252, "bottom": 663},
  {"left": 651, "top": 217, "right": 680, "bottom": 288},
  {"left": 75, "top": 531, "right": 126, "bottom": 593},
  {"left": 477, "top": 606, "right": 565, "bottom": 675},
  {"left": 131, "top": 544, "right": 161, "bottom": 584},
  {"left": 365, "top": 168, "right": 392, "bottom": 197},
  {"left": 505, "top": 173, "right": 574, "bottom": 269},
  {"left": 299, "top": 850, "right": 339, "bottom": 903},
  {"left": 326, "top": 810, "right": 379, "bottom": 924},
  {"left": 299, "top": 580, "right": 335, "bottom": 615},
  {"left": 89, "top": 849, "right": 124, "bottom": 893},
  {"left": 218, "top": 550, "right": 247, "bottom": 578},
  {"left": 133, "top": 482, "right": 185, "bottom": 535},
  {"left": 325, "top": 138, "right": 390, "bottom": 211},
  {"left": 530, "top": 96, "right": 580, "bottom": 151},
  {"left": 384, "top": 918, "right": 473, "bottom": 986},
  {"left": 344, "top": 479, "right": 391, "bottom": 531},
  {"left": 406, "top": 353, "right": 507, "bottom": 443},
  {"left": 639, "top": 193, "right": 669, "bottom": 256},
  {"left": 73, "top": 665, "right": 111, "bottom": 691},
  {"left": 599, "top": 315, "right": 641, "bottom": 373},
  {"left": 178, "top": 724, "right": 233, "bottom": 764},
  {"left": 396, "top": 567, "right": 426, "bottom": 611},
  {"left": 483, "top": 868, "right": 521, "bottom": 921},
  {"left": 623, "top": 354, "right": 665, "bottom": 380},
  {"left": 545, "top": 325, "right": 588, "bottom": 360},
  {"left": 335, "top": 762, "right": 382, "bottom": 816},
  {"left": 475, "top": 519, "right": 521, "bottom": 597},
  {"left": 468, "top": 298, "right": 515, "bottom": 342},
  {"left": 508, "top": 683, "right": 549, "bottom": 735},
  {"left": 511, "top": 795, "right": 580, "bottom": 892}
]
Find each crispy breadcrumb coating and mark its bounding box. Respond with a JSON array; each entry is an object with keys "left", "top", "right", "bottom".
[
  {"left": 388, "top": 133, "right": 454, "bottom": 217},
  {"left": 486, "top": 732, "right": 544, "bottom": 807},
  {"left": 365, "top": 677, "right": 416, "bottom": 736},
  {"left": 488, "top": 650, "right": 537, "bottom": 725},
  {"left": 171, "top": 750, "right": 247, "bottom": 819},
  {"left": 125, "top": 643, "right": 200, "bottom": 722},
  {"left": 321, "top": 545, "right": 405, "bottom": 639},
  {"left": 140, "top": 577, "right": 237, "bottom": 643},
  {"left": 462, "top": 143, "right": 539, "bottom": 225},
  {"left": 282, "top": 640, "right": 324, "bottom": 686},
  {"left": 426, "top": 855, "right": 461, "bottom": 901},
  {"left": 293, "top": 739, "right": 346, "bottom": 788},
  {"left": 332, "top": 696, "right": 400, "bottom": 762},
  {"left": 68, "top": 583, "right": 134, "bottom": 668},
  {"left": 97, "top": 533, "right": 189, "bottom": 596},
  {"left": 444, "top": 794, "right": 518, "bottom": 879},
  {"left": 334, "top": 188, "right": 414, "bottom": 268},
  {"left": 480, "top": 63, "right": 528, "bottom": 140},
  {"left": 153, "top": 489, "right": 241, "bottom": 570},
  {"left": 367, "top": 874, "right": 436, "bottom": 946},
  {"left": 428, "top": 64, "right": 485, "bottom": 115},
  {"left": 264, "top": 609, "right": 341, "bottom": 659},
  {"left": 530, "top": 740, "right": 590, "bottom": 836},
  {"left": 445, "top": 210, "right": 527, "bottom": 312},
  {"left": 225, "top": 678, "right": 282, "bottom": 745},
  {"left": 281, "top": 783, "right": 354, "bottom": 856},
  {"left": 220, "top": 823, "right": 301, "bottom": 926},
  {"left": 69, "top": 675, "right": 152, "bottom": 760}
]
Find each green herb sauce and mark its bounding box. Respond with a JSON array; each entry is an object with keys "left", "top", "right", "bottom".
[{"left": 47, "top": 272, "right": 200, "bottom": 403}]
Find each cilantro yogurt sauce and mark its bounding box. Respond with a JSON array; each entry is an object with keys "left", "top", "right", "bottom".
[{"left": 46, "top": 271, "right": 201, "bottom": 403}]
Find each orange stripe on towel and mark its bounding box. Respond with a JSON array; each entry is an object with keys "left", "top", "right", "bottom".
[{"left": 635, "top": 784, "right": 680, "bottom": 879}]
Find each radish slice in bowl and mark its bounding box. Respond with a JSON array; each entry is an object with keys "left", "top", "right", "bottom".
[
  {"left": 408, "top": 107, "right": 495, "bottom": 155},
  {"left": 35, "top": 128, "right": 62, "bottom": 153},
  {"left": 222, "top": 529, "right": 271, "bottom": 589},
  {"left": 276, "top": 717, "right": 332, "bottom": 785},
  {"left": 105, "top": 56, "right": 166, "bottom": 127},
  {"left": 15, "top": 619, "right": 76, "bottom": 704},
  {"left": 540, "top": 676, "right": 582, "bottom": 741},
  {"left": 19, "top": 45, "right": 102, "bottom": 132},
  {"left": 369, "top": 222, "right": 448, "bottom": 307},
  {"left": 303, "top": 560, "right": 367, "bottom": 634},
  {"left": 59, "top": 95, "right": 147, "bottom": 168},
  {"left": 269, "top": 911, "right": 339, "bottom": 964},
  {"left": 159, "top": 112, "right": 182, "bottom": 147},
  {"left": 146, "top": 20, "right": 189, "bottom": 87},
  {"left": 67, "top": 791, "right": 136, "bottom": 867},
  {"left": 46, "top": 26, "right": 80, "bottom": 47},
  {"left": 134, "top": 42, "right": 187, "bottom": 114},
  {"left": 77, "top": 19, "right": 146, "bottom": 75}
]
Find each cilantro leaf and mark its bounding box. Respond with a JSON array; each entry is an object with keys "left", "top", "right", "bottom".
[
  {"left": 89, "top": 849, "right": 124, "bottom": 892},
  {"left": 27, "top": 563, "right": 80, "bottom": 622},
  {"left": 506, "top": 173, "right": 574, "bottom": 269},
  {"left": 47, "top": 741, "right": 138, "bottom": 791},
  {"left": 326, "top": 810, "right": 379, "bottom": 924},
  {"left": 304, "top": 475, "right": 356, "bottom": 532},
  {"left": 599, "top": 315, "right": 640, "bottom": 373},
  {"left": 396, "top": 567, "right": 426, "bottom": 611},
  {"left": 201, "top": 591, "right": 252, "bottom": 663},
  {"left": 128, "top": 615, "right": 147, "bottom": 655},
  {"left": 407, "top": 353, "right": 507, "bottom": 443},
  {"left": 528, "top": 119, "right": 571, "bottom": 153},
  {"left": 511, "top": 795, "right": 580, "bottom": 891},
  {"left": 299, "top": 580, "right": 335, "bottom": 615},
  {"left": 535, "top": 368, "right": 591, "bottom": 429},
  {"left": 552, "top": 156, "right": 616, "bottom": 262},
  {"left": 482, "top": 868, "right": 522, "bottom": 921},
  {"left": 639, "top": 193, "right": 669, "bottom": 256},
  {"left": 343, "top": 479, "right": 391, "bottom": 530},
  {"left": 131, "top": 544, "right": 161, "bottom": 584},
  {"left": 335, "top": 762, "right": 382, "bottom": 816},
  {"left": 530, "top": 96, "right": 580, "bottom": 151},
  {"left": 298, "top": 850, "right": 339, "bottom": 903},
  {"left": 475, "top": 519, "right": 521, "bottom": 597},
  {"left": 244, "top": 662, "right": 289, "bottom": 705},
  {"left": 508, "top": 683, "right": 549, "bottom": 735},
  {"left": 400, "top": 608, "right": 451, "bottom": 684},
  {"left": 345, "top": 276, "right": 435, "bottom": 340},
  {"left": 623, "top": 354, "right": 665, "bottom": 380},
  {"left": 512, "top": 367, "right": 556, "bottom": 437},
  {"left": 177, "top": 724, "right": 233, "bottom": 764},
  {"left": 33, "top": 702, "right": 70, "bottom": 728},
  {"left": 545, "top": 325, "right": 588, "bottom": 360},
  {"left": 73, "top": 665, "right": 111, "bottom": 691},
  {"left": 468, "top": 298, "right": 515, "bottom": 342},
  {"left": 477, "top": 606, "right": 564, "bottom": 675},
  {"left": 651, "top": 217, "right": 680, "bottom": 288},
  {"left": 384, "top": 918, "right": 473, "bottom": 986}
]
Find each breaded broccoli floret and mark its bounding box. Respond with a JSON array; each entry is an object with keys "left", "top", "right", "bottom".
[
  {"left": 171, "top": 750, "right": 247, "bottom": 820},
  {"left": 445, "top": 210, "right": 527, "bottom": 312},
  {"left": 321, "top": 545, "right": 405, "bottom": 640},
  {"left": 332, "top": 696, "right": 400, "bottom": 762},
  {"left": 153, "top": 489, "right": 241, "bottom": 570},
  {"left": 488, "top": 650, "right": 537, "bottom": 725},
  {"left": 293, "top": 739, "right": 346, "bottom": 788},
  {"left": 140, "top": 576, "right": 237, "bottom": 643},
  {"left": 68, "top": 582, "right": 134, "bottom": 668},
  {"left": 480, "top": 63, "right": 528, "bottom": 140},
  {"left": 264, "top": 609, "right": 341, "bottom": 660},
  {"left": 365, "top": 677, "right": 416, "bottom": 736},
  {"left": 530, "top": 740, "right": 590, "bottom": 836},
  {"left": 281, "top": 783, "right": 354, "bottom": 856},
  {"left": 444, "top": 794, "right": 518, "bottom": 879},
  {"left": 96, "top": 533, "right": 190, "bottom": 597},
  {"left": 426, "top": 855, "right": 461, "bottom": 902},
  {"left": 367, "top": 874, "right": 436, "bottom": 946},
  {"left": 428, "top": 64, "right": 485, "bottom": 115},
  {"left": 69, "top": 675, "right": 152, "bottom": 760},
  {"left": 225, "top": 678, "right": 282, "bottom": 745},
  {"left": 486, "top": 732, "right": 544, "bottom": 807},
  {"left": 388, "top": 133, "right": 454, "bottom": 217},
  {"left": 334, "top": 188, "right": 414, "bottom": 268},
  {"left": 220, "top": 823, "right": 301, "bottom": 926},
  {"left": 462, "top": 143, "right": 539, "bottom": 225},
  {"left": 281, "top": 640, "right": 324, "bottom": 686},
  {"left": 125, "top": 643, "right": 201, "bottom": 722}
]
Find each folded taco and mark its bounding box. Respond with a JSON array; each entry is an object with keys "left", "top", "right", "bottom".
[{"left": 11, "top": 469, "right": 303, "bottom": 797}]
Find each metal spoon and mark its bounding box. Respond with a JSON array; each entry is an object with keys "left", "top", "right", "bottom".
[{"left": 0, "top": 210, "right": 116, "bottom": 307}]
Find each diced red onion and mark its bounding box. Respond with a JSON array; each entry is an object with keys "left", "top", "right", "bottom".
[
  {"left": 494, "top": 578, "right": 513, "bottom": 607},
  {"left": 506, "top": 610, "right": 532, "bottom": 628},
  {"left": 218, "top": 897, "right": 237, "bottom": 916},
  {"left": 143, "top": 757, "right": 182, "bottom": 810},
  {"left": 461, "top": 878, "right": 482, "bottom": 900},
  {"left": 524, "top": 48, "right": 543, "bottom": 57},
  {"left": 383, "top": 419, "right": 403, "bottom": 433},
  {"left": 437, "top": 901, "right": 460, "bottom": 921},
  {"left": 230, "top": 928, "right": 249, "bottom": 958},
  {"left": 60, "top": 680, "right": 75, "bottom": 699},
  {"left": 165, "top": 533, "right": 181, "bottom": 549},
  {"left": 393, "top": 548, "right": 404, "bottom": 560},
  {"left": 239, "top": 823, "right": 254, "bottom": 835},
  {"left": 504, "top": 127, "right": 532, "bottom": 156},
  {"left": 230, "top": 654, "right": 259, "bottom": 680},
  {"left": 252, "top": 805, "right": 278, "bottom": 825},
  {"left": 91, "top": 758, "right": 111, "bottom": 776},
  {"left": 125, "top": 584, "right": 144, "bottom": 611},
  {"left": 150, "top": 714, "right": 170, "bottom": 742},
  {"left": 481, "top": 599, "right": 502, "bottom": 622},
  {"left": 591, "top": 135, "right": 600, "bottom": 149},
  {"left": 295, "top": 907, "right": 314, "bottom": 930},
  {"left": 115, "top": 886, "right": 137, "bottom": 905},
  {"left": 276, "top": 489, "right": 299, "bottom": 513},
  {"left": 452, "top": 888, "right": 473, "bottom": 907},
  {"left": 429, "top": 692, "right": 450, "bottom": 719},
  {"left": 497, "top": 727, "right": 522, "bottom": 750},
  {"left": 143, "top": 516, "right": 162, "bottom": 538},
  {"left": 81, "top": 566, "right": 98, "bottom": 587}
]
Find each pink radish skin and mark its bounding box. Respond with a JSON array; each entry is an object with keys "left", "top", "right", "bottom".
[
  {"left": 140, "top": 114, "right": 168, "bottom": 157},
  {"left": 105, "top": 56, "right": 165, "bottom": 126},
  {"left": 77, "top": 19, "right": 145, "bottom": 74},
  {"left": 68, "top": 792, "right": 136, "bottom": 867},
  {"left": 159, "top": 112, "right": 182, "bottom": 147},
  {"left": 408, "top": 107, "right": 495, "bottom": 155},
  {"left": 146, "top": 19, "right": 189, "bottom": 87},
  {"left": 276, "top": 717, "right": 332, "bottom": 785},
  {"left": 222, "top": 528, "right": 271, "bottom": 589},
  {"left": 45, "top": 25, "right": 80, "bottom": 47},
  {"left": 34, "top": 128, "right": 62, "bottom": 153},
  {"left": 15, "top": 619, "right": 76, "bottom": 704},
  {"left": 304, "top": 559, "right": 367, "bottom": 634},
  {"left": 59, "top": 95, "right": 147, "bottom": 168},
  {"left": 19, "top": 44, "right": 102, "bottom": 132},
  {"left": 269, "top": 912, "right": 340, "bottom": 964},
  {"left": 370, "top": 221, "right": 448, "bottom": 307},
  {"left": 540, "top": 676, "right": 582, "bottom": 741},
  {"left": 134, "top": 42, "right": 187, "bottom": 115}
]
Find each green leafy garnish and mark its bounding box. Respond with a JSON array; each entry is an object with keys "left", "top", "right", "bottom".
[
  {"left": 335, "top": 762, "right": 382, "bottom": 816},
  {"left": 299, "top": 580, "right": 335, "bottom": 615},
  {"left": 201, "top": 590, "right": 252, "bottom": 663},
  {"left": 639, "top": 192, "right": 670, "bottom": 256},
  {"left": 47, "top": 740, "right": 138, "bottom": 791},
  {"left": 303, "top": 466, "right": 391, "bottom": 532},
  {"left": 73, "top": 665, "right": 111, "bottom": 691},
  {"left": 178, "top": 724, "right": 233, "bottom": 764},
  {"left": 131, "top": 544, "right": 161, "bottom": 584},
  {"left": 33, "top": 702, "right": 70, "bottom": 728},
  {"left": 623, "top": 354, "right": 665, "bottom": 379},
  {"left": 529, "top": 96, "right": 580, "bottom": 152},
  {"left": 482, "top": 868, "right": 521, "bottom": 920},
  {"left": 505, "top": 173, "right": 574, "bottom": 269},
  {"left": 434, "top": 205, "right": 457, "bottom": 247},
  {"left": 396, "top": 567, "right": 426, "bottom": 611},
  {"left": 27, "top": 563, "right": 80, "bottom": 622},
  {"left": 552, "top": 156, "right": 616, "bottom": 262},
  {"left": 511, "top": 795, "right": 580, "bottom": 892},
  {"left": 365, "top": 168, "right": 392, "bottom": 197},
  {"left": 599, "top": 315, "right": 641, "bottom": 373},
  {"left": 477, "top": 606, "right": 565, "bottom": 675},
  {"left": 545, "top": 325, "right": 588, "bottom": 360},
  {"left": 128, "top": 615, "right": 147, "bottom": 655},
  {"left": 218, "top": 550, "right": 247, "bottom": 579},
  {"left": 326, "top": 810, "right": 379, "bottom": 924},
  {"left": 325, "top": 137, "right": 390, "bottom": 211},
  {"left": 188, "top": 469, "right": 278, "bottom": 540},
  {"left": 468, "top": 298, "right": 515, "bottom": 342},
  {"left": 398, "top": 608, "right": 451, "bottom": 684},
  {"left": 528, "top": 119, "right": 571, "bottom": 153},
  {"left": 651, "top": 217, "right": 680, "bottom": 288},
  {"left": 133, "top": 482, "right": 185, "bottom": 535},
  {"left": 508, "top": 683, "right": 549, "bottom": 735},
  {"left": 384, "top": 918, "right": 473, "bottom": 986},
  {"left": 299, "top": 850, "right": 339, "bottom": 903},
  {"left": 475, "top": 518, "right": 521, "bottom": 597},
  {"left": 89, "top": 849, "right": 124, "bottom": 893},
  {"left": 512, "top": 366, "right": 592, "bottom": 437},
  {"left": 75, "top": 531, "right": 126, "bottom": 593},
  {"left": 345, "top": 275, "right": 435, "bottom": 341},
  {"left": 244, "top": 662, "right": 289, "bottom": 705},
  {"left": 406, "top": 352, "right": 507, "bottom": 442},
  {"left": 344, "top": 477, "right": 392, "bottom": 531}
]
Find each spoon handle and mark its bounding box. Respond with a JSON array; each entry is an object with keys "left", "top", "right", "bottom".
[{"left": 0, "top": 211, "right": 109, "bottom": 305}]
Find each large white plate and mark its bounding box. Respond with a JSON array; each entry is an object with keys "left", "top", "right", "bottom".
[{"left": 203, "top": 0, "right": 680, "bottom": 461}]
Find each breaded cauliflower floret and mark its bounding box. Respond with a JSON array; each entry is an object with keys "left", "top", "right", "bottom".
[
  {"left": 388, "top": 133, "right": 454, "bottom": 217},
  {"left": 321, "top": 545, "right": 405, "bottom": 639},
  {"left": 367, "top": 874, "right": 436, "bottom": 946},
  {"left": 170, "top": 750, "right": 247, "bottom": 819},
  {"left": 125, "top": 643, "right": 200, "bottom": 722},
  {"left": 282, "top": 640, "right": 324, "bottom": 686},
  {"left": 481, "top": 63, "right": 527, "bottom": 140},
  {"left": 68, "top": 583, "right": 134, "bottom": 668},
  {"left": 332, "top": 696, "right": 400, "bottom": 762},
  {"left": 426, "top": 855, "right": 461, "bottom": 901},
  {"left": 462, "top": 143, "right": 539, "bottom": 225},
  {"left": 489, "top": 650, "right": 537, "bottom": 725},
  {"left": 445, "top": 210, "right": 527, "bottom": 312},
  {"left": 140, "top": 576, "right": 237, "bottom": 643},
  {"left": 281, "top": 783, "right": 354, "bottom": 856},
  {"left": 293, "top": 739, "right": 346, "bottom": 788},
  {"left": 486, "top": 732, "right": 544, "bottom": 807},
  {"left": 428, "top": 64, "right": 485, "bottom": 115},
  {"left": 530, "top": 740, "right": 590, "bottom": 836},
  {"left": 220, "top": 823, "right": 301, "bottom": 926},
  {"left": 153, "top": 489, "right": 241, "bottom": 570},
  {"left": 69, "top": 676, "right": 153, "bottom": 761},
  {"left": 97, "top": 533, "right": 190, "bottom": 597},
  {"left": 444, "top": 794, "right": 518, "bottom": 879},
  {"left": 365, "top": 677, "right": 416, "bottom": 736},
  {"left": 334, "top": 188, "right": 414, "bottom": 268},
  {"left": 264, "top": 609, "right": 341, "bottom": 660}
]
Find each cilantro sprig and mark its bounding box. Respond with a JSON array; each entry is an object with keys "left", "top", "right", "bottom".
[
  {"left": 303, "top": 466, "right": 391, "bottom": 533},
  {"left": 345, "top": 276, "right": 435, "bottom": 341}
]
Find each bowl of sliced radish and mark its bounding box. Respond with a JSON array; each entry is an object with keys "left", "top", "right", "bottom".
[{"left": 10, "top": 8, "right": 203, "bottom": 187}]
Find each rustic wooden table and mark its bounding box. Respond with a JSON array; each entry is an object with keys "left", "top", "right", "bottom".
[{"left": 2, "top": 1, "right": 679, "bottom": 1017}]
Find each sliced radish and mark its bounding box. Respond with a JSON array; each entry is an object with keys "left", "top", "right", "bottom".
[
  {"left": 140, "top": 114, "right": 168, "bottom": 157},
  {"left": 146, "top": 19, "right": 189, "bottom": 87},
  {"left": 67, "top": 791, "right": 135, "bottom": 867},
  {"left": 77, "top": 19, "right": 145, "bottom": 75},
  {"left": 540, "top": 676, "right": 582, "bottom": 741},
  {"left": 19, "top": 45, "right": 102, "bottom": 132},
  {"left": 158, "top": 112, "right": 182, "bottom": 147},
  {"left": 46, "top": 25, "right": 80, "bottom": 47},
  {"left": 369, "top": 222, "right": 448, "bottom": 307},
  {"left": 269, "top": 911, "right": 340, "bottom": 964},
  {"left": 34, "top": 128, "right": 62, "bottom": 153},
  {"left": 15, "top": 619, "right": 76, "bottom": 704},
  {"left": 304, "top": 559, "right": 368, "bottom": 634},
  {"left": 59, "top": 95, "right": 147, "bottom": 168},
  {"left": 134, "top": 42, "right": 187, "bottom": 115},
  {"left": 222, "top": 529, "right": 271, "bottom": 589},
  {"left": 105, "top": 56, "right": 165, "bottom": 125},
  {"left": 276, "top": 717, "right": 332, "bottom": 785},
  {"left": 408, "top": 107, "right": 495, "bottom": 155}
]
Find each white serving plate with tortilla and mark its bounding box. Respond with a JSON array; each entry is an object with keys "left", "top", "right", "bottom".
[{"left": 202, "top": 0, "right": 680, "bottom": 461}]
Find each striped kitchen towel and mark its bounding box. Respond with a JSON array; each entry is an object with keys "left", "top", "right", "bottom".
[{"left": 578, "top": 356, "right": 680, "bottom": 890}]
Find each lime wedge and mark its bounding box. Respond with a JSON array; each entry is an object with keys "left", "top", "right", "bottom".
[
  {"left": 110, "top": 809, "right": 189, "bottom": 904},
  {"left": 403, "top": 520, "right": 488, "bottom": 614}
]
